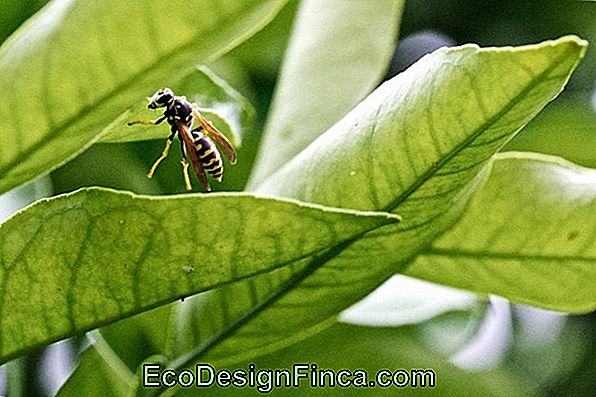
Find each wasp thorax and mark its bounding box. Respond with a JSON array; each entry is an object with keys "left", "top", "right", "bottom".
[{"left": 147, "top": 87, "right": 174, "bottom": 109}]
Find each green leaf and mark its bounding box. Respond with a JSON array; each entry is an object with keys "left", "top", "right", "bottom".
[
  {"left": 99, "top": 304, "right": 174, "bottom": 372},
  {"left": 50, "top": 143, "right": 162, "bottom": 195},
  {"left": 406, "top": 152, "right": 596, "bottom": 313},
  {"left": 257, "top": 37, "right": 587, "bottom": 207},
  {"left": 339, "top": 275, "right": 481, "bottom": 327},
  {"left": 247, "top": 0, "right": 405, "bottom": 187},
  {"left": 57, "top": 333, "right": 136, "bottom": 397},
  {"left": 505, "top": 100, "right": 596, "bottom": 168},
  {"left": 0, "top": 0, "right": 47, "bottom": 44},
  {"left": 221, "top": 0, "right": 299, "bottom": 77},
  {"left": 4, "top": 357, "right": 27, "bottom": 397},
  {"left": 62, "top": 322, "right": 536, "bottom": 397},
  {"left": 167, "top": 37, "right": 586, "bottom": 370},
  {"left": 180, "top": 323, "right": 535, "bottom": 397},
  {"left": 0, "top": 187, "right": 397, "bottom": 364},
  {"left": 100, "top": 66, "right": 253, "bottom": 147},
  {"left": 0, "top": 177, "right": 53, "bottom": 222},
  {"left": 0, "top": 0, "right": 288, "bottom": 194}
]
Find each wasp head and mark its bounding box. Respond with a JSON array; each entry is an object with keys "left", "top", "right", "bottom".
[{"left": 147, "top": 87, "right": 174, "bottom": 109}]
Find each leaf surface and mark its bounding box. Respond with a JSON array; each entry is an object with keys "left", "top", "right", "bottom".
[
  {"left": 506, "top": 100, "right": 596, "bottom": 168},
  {"left": 0, "top": 187, "right": 397, "bottom": 363},
  {"left": 406, "top": 153, "right": 596, "bottom": 313},
  {"left": 187, "top": 323, "right": 535, "bottom": 397},
  {"left": 247, "top": 0, "right": 404, "bottom": 186},
  {"left": 0, "top": 0, "right": 47, "bottom": 44}
]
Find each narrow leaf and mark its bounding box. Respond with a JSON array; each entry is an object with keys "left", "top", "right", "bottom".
[
  {"left": 0, "top": 187, "right": 397, "bottom": 363},
  {"left": 248, "top": 0, "right": 404, "bottom": 187},
  {"left": 0, "top": 0, "right": 288, "bottom": 194},
  {"left": 171, "top": 37, "right": 586, "bottom": 368},
  {"left": 406, "top": 152, "right": 596, "bottom": 313}
]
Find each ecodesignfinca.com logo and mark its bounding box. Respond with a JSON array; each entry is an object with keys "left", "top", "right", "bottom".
[{"left": 143, "top": 363, "right": 436, "bottom": 393}]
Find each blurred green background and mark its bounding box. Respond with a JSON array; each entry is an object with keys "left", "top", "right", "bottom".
[{"left": 0, "top": 0, "right": 594, "bottom": 396}]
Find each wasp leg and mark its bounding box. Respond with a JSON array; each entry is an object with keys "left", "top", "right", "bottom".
[
  {"left": 127, "top": 115, "right": 166, "bottom": 126},
  {"left": 147, "top": 134, "right": 174, "bottom": 178},
  {"left": 181, "top": 158, "right": 193, "bottom": 191}
]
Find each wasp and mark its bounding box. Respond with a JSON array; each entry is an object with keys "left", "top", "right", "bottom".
[{"left": 127, "top": 87, "right": 237, "bottom": 191}]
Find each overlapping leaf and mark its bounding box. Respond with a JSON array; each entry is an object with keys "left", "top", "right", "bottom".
[
  {"left": 0, "top": 0, "right": 48, "bottom": 44},
  {"left": 164, "top": 37, "right": 586, "bottom": 372},
  {"left": 406, "top": 153, "right": 596, "bottom": 313}
]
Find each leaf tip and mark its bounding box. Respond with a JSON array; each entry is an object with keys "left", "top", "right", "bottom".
[
  {"left": 546, "top": 35, "right": 588, "bottom": 57},
  {"left": 555, "top": 34, "right": 588, "bottom": 48}
]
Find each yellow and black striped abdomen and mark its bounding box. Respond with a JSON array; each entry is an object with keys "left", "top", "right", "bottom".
[{"left": 193, "top": 133, "right": 224, "bottom": 181}]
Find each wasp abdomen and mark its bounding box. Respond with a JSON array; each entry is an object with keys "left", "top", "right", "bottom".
[{"left": 193, "top": 133, "right": 224, "bottom": 181}]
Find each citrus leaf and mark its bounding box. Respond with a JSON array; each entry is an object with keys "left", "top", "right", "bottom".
[
  {"left": 406, "top": 152, "right": 596, "bottom": 313},
  {"left": 0, "top": 187, "right": 398, "bottom": 363},
  {"left": 167, "top": 37, "right": 586, "bottom": 370},
  {"left": 0, "top": 0, "right": 288, "bottom": 194},
  {"left": 247, "top": 0, "right": 404, "bottom": 187}
]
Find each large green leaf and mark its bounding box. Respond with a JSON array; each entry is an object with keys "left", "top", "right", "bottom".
[
  {"left": 406, "top": 152, "right": 596, "bottom": 313},
  {"left": 0, "top": 187, "right": 397, "bottom": 363},
  {"left": 0, "top": 0, "right": 288, "bottom": 194},
  {"left": 247, "top": 0, "right": 404, "bottom": 187},
  {"left": 161, "top": 37, "right": 586, "bottom": 374}
]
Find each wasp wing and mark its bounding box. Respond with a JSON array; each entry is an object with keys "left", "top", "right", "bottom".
[
  {"left": 176, "top": 121, "right": 211, "bottom": 191},
  {"left": 192, "top": 105, "right": 237, "bottom": 164}
]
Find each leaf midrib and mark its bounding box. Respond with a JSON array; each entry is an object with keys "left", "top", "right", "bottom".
[
  {"left": 425, "top": 247, "right": 596, "bottom": 263},
  {"left": 0, "top": 1, "right": 263, "bottom": 178},
  {"left": 385, "top": 65, "right": 569, "bottom": 211}
]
